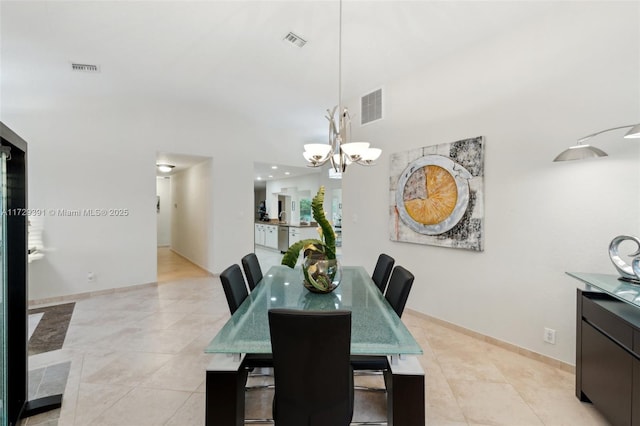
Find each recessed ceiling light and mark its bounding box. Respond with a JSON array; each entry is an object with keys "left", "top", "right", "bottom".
[
  {"left": 271, "top": 166, "right": 278, "bottom": 169},
  {"left": 157, "top": 164, "right": 174, "bottom": 173},
  {"left": 284, "top": 172, "right": 290, "bottom": 175},
  {"left": 268, "top": 175, "right": 274, "bottom": 178},
  {"left": 256, "top": 177, "right": 262, "bottom": 181}
]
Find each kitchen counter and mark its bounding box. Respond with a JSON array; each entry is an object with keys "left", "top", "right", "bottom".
[
  {"left": 255, "top": 221, "right": 317, "bottom": 228},
  {"left": 255, "top": 222, "right": 319, "bottom": 251},
  {"left": 255, "top": 222, "right": 318, "bottom": 250}
]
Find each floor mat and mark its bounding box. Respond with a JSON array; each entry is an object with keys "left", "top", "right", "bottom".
[{"left": 28, "top": 302, "right": 75, "bottom": 356}]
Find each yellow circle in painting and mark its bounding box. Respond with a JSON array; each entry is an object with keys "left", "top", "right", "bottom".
[{"left": 403, "top": 165, "right": 458, "bottom": 225}]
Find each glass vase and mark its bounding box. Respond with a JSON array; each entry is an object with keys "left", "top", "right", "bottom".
[{"left": 302, "top": 255, "right": 341, "bottom": 294}]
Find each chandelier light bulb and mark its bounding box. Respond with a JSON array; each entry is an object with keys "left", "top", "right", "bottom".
[
  {"left": 361, "top": 148, "right": 382, "bottom": 163},
  {"left": 624, "top": 124, "right": 640, "bottom": 138},
  {"left": 304, "top": 143, "right": 332, "bottom": 159},
  {"left": 341, "top": 142, "right": 369, "bottom": 160}
]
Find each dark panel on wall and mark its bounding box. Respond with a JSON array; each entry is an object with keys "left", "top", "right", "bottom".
[{"left": 1, "top": 122, "right": 28, "bottom": 425}]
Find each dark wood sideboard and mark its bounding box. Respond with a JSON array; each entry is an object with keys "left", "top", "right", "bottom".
[{"left": 576, "top": 288, "right": 640, "bottom": 426}]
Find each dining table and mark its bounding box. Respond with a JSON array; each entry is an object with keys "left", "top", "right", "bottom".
[{"left": 204, "top": 265, "right": 425, "bottom": 426}]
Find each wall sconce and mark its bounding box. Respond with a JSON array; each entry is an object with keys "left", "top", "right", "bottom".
[
  {"left": 553, "top": 123, "right": 640, "bottom": 161},
  {"left": 157, "top": 164, "right": 175, "bottom": 173}
]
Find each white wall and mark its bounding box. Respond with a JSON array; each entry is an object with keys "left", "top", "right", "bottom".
[
  {"left": 2, "top": 98, "right": 305, "bottom": 300},
  {"left": 170, "top": 161, "right": 211, "bottom": 269},
  {"left": 17, "top": 103, "right": 160, "bottom": 299},
  {"left": 156, "top": 177, "right": 171, "bottom": 247},
  {"left": 5, "top": 0, "right": 637, "bottom": 366},
  {"left": 343, "top": 1, "right": 640, "bottom": 364}
]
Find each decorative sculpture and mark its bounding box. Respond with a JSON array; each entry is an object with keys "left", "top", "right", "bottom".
[{"left": 609, "top": 235, "right": 640, "bottom": 283}]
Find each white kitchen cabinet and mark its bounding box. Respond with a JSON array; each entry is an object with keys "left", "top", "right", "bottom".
[
  {"left": 265, "top": 225, "right": 278, "bottom": 249},
  {"left": 255, "top": 223, "right": 278, "bottom": 249},
  {"left": 256, "top": 223, "right": 277, "bottom": 247},
  {"left": 299, "top": 226, "right": 319, "bottom": 241},
  {"left": 288, "top": 227, "right": 300, "bottom": 246},
  {"left": 287, "top": 226, "right": 319, "bottom": 246},
  {"left": 254, "top": 224, "right": 266, "bottom": 246}
]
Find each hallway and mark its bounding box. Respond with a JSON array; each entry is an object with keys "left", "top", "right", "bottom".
[{"left": 157, "top": 247, "right": 210, "bottom": 283}]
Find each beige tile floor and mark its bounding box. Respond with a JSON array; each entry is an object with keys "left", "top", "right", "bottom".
[
  {"left": 157, "top": 247, "right": 211, "bottom": 283},
  {"left": 22, "top": 249, "right": 610, "bottom": 426}
]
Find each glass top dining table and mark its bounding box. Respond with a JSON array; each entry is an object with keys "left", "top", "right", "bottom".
[{"left": 205, "top": 265, "right": 423, "bottom": 357}]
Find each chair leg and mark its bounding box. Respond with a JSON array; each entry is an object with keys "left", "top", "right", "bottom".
[
  {"left": 245, "top": 384, "right": 275, "bottom": 391},
  {"left": 354, "top": 369, "right": 387, "bottom": 391},
  {"left": 353, "top": 385, "right": 386, "bottom": 392},
  {"left": 245, "top": 367, "right": 274, "bottom": 390},
  {"left": 248, "top": 367, "right": 272, "bottom": 377},
  {"left": 244, "top": 369, "right": 274, "bottom": 423},
  {"left": 354, "top": 370, "right": 384, "bottom": 376},
  {"left": 352, "top": 386, "right": 388, "bottom": 425}
]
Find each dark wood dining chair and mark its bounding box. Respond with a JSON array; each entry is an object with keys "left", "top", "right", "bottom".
[
  {"left": 372, "top": 253, "right": 395, "bottom": 294},
  {"left": 352, "top": 265, "right": 415, "bottom": 391},
  {"left": 384, "top": 265, "right": 414, "bottom": 317},
  {"left": 220, "top": 263, "right": 273, "bottom": 402},
  {"left": 268, "top": 309, "right": 354, "bottom": 426},
  {"left": 220, "top": 264, "right": 249, "bottom": 315},
  {"left": 241, "top": 253, "right": 263, "bottom": 291}
]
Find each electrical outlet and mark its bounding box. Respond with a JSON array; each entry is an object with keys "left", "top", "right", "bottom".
[
  {"left": 543, "top": 327, "right": 556, "bottom": 344},
  {"left": 87, "top": 272, "right": 96, "bottom": 283}
]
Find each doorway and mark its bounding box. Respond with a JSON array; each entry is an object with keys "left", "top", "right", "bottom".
[{"left": 155, "top": 152, "right": 213, "bottom": 281}]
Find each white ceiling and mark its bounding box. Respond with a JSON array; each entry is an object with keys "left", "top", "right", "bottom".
[
  {"left": 154, "top": 155, "right": 319, "bottom": 182},
  {"left": 254, "top": 161, "right": 318, "bottom": 181},
  {"left": 1, "top": 0, "right": 557, "bottom": 185},
  {"left": 0, "top": 0, "right": 553, "bottom": 129},
  {"left": 156, "top": 151, "right": 211, "bottom": 176}
]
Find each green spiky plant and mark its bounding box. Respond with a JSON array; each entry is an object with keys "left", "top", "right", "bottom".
[{"left": 281, "top": 186, "right": 337, "bottom": 292}]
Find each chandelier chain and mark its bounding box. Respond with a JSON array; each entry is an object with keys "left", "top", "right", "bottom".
[
  {"left": 338, "top": 0, "right": 342, "bottom": 114},
  {"left": 301, "top": 0, "right": 382, "bottom": 174}
]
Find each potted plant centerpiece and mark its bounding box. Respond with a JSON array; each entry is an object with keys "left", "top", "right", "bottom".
[{"left": 281, "top": 186, "right": 340, "bottom": 293}]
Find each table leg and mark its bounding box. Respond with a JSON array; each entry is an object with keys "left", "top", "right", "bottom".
[
  {"left": 385, "top": 356, "right": 425, "bottom": 426},
  {"left": 206, "top": 354, "right": 247, "bottom": 426}
]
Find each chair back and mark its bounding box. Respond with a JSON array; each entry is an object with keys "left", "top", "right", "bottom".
[
  {"left": 241, "top": 253, "right": 263, "bottom": 291},
  {"left": 372, "top": 253, "right": 395, "bottom": 293},
  {"left": 220, "top": 264, "right": 249, "bottom": 315},
  {"left": 385, "top": 266, "right": 414, "bottom": 317},
  {"left": 268, "top": 309, "right": 353, "bottom": 426}
]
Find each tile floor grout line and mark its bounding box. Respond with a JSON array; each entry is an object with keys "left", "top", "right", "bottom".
[
  {"left": 58, "top": 351, "right": 84, "bottom": 426},
  {"left": 161, "top": 390, "right": 195, "bottom": 426},
  {"left": 437, "top": 369, "right": 473, "bottom": 425},
  {"left": 87, "top": 385, "right": 138, "bottom": 426}
]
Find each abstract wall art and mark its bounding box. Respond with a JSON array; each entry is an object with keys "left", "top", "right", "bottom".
[{"left": 389, "top": 137, "right": 484, "bottom": 251}]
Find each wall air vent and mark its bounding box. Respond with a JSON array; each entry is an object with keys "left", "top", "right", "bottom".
[
  {"left": 361, "top": 88, "right": 383, "bottom": 125},
  {"left": 283, "top": 32, "right": 307, "bottom": 48},
  {"left": 71, "top": 63, "right": 100, "bottom": 73}
]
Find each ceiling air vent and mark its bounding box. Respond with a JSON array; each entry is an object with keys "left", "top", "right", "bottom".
[
  {"left": 361, "top": 88, "right": 383, "bottom": 125},
  {"left": 71, "top": 63, "right": 100, "bottom": 73},
  {"left": 283, "top": 32, "right": 307, "bottom": 48}
]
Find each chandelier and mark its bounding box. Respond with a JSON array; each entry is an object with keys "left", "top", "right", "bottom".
[{"left": 302, "top": 0, "right": 382, "bottom": 173}]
